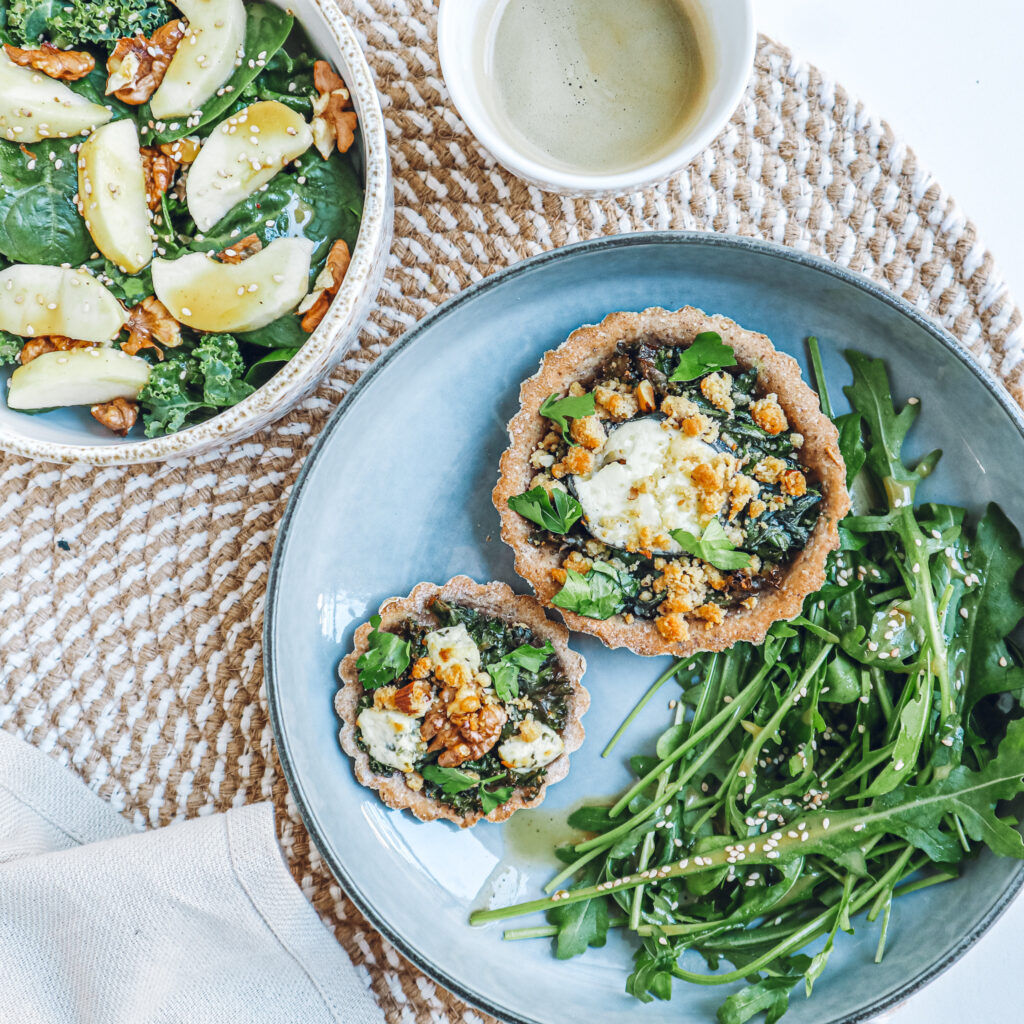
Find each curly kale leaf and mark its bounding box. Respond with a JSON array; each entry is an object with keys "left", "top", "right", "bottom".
[
  {"left": 6, "top": 0, "right": 173, "bottom": 48},
  {"left": 0, "top": 330, "right": 21, "bottom": 366},
  {"left": 137, "top": 335, "right": 255, "bottom": 438}
]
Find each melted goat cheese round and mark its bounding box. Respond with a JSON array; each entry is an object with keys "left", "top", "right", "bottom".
[{"left": 572, "top": 417, "right": 718, "bottom": 553}]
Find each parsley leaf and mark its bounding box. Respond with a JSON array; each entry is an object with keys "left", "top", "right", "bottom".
[
  {"left": 490, "top": 662, "right": 520, "bottom": 702},
  {"left": 539, "top": 391, "right": 596, "bottom": 441},
  {"left": 421, "top": 763, "right": 480, "bottom": 794},
  {"left": 489, "top": 640, "right": 556, "bottom": 701},
  {"left": 480, "top": 782, "right": 516, "bottom": 815},
  {"left": 503, "top": 640, "right": 556, "bottom": 673},
  {"left": 422, "top": 765, "right": 515, "bottom": 814},
  {"left": 552, "top": 561, "right": 638, "bottom": 619},
  {"left": 507, "top": 486, "right": 583, "bottom": 534},
  {"left": 668, "top": 331, "right": 736, "bottom": 382},
  {"left": 355, "top": 614, "right": 411, "bottom": 689},
  {"left": 670, "top": 520, "right": 752, "bottom": 570}
]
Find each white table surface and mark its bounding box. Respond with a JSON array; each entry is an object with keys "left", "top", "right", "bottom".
[{"left": 757, "top": 5, "right": 1024, "bottom": 1021}]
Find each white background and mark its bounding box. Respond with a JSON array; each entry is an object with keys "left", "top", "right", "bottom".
[
  {"left": 759, "top": 0, "right": 1024, "bottom": 307},
  {"left": 756, "top": 5, "right": 1023, "bottom": 1021}
]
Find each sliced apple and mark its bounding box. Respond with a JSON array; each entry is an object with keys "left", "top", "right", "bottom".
[
  {"left": 8, "top": 348, "right": 151, "bottom": 410},
  {"left": 187, "top": 101, "right": 313, "bottom": 231},
  {"left": 78, "top": 120, "right": 153, "bottom": 274},
  {"left": 0, "top": 50, "right": 112, "bottom": 143},
  {"left": 152, "top": 237, "right": 315, "bottom": 332},
  {"left": 0, "top": 266, "right": 128, "bottom": 342},
  {"left": 150, "top": 0, "right": 247, "bottom": 120}
]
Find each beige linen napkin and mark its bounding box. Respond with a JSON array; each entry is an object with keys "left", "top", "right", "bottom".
[{"left": 0, "top": 730, "right": 385, "bottom": 1024}]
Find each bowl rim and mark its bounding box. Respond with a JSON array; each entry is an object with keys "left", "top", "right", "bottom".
[
  {"left": 436, "top": 0, "right": 757, "bottom": 195},
  {"left": 0, "top": 0, "right": 392, "bottom": 467},
  {"left": 265, "top": 229, "right": 1024, "bottom": 1024}
]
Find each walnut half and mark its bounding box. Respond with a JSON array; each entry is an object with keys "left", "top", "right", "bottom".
[
  {"left": 297, "top": 239, "right": 351, "bottom": 332},
  {"left": 3, "top": 42, "right": 94, "bottom": 81},
  {"left": 91, "top": 398, "right": 139, "bottom": 436},
  {"left": 420, "top": 680, "right": 508, "bottom": 768},
  {"left": 123, "top": 297, "right": 183, "bottom": 358},
  {"left": 18, "top": 336, "right": 96, "bottom": 365},
  {"left": 311, "top": 60, "right": 358, "bottom": 159},
  {"left": 106, "top": 20, "right": 185, "bottom": 105}
]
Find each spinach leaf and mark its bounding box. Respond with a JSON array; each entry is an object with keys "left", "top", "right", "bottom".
[
  {"left": 355, "top": 614, "right": 411, "bottom": 690},
  {"left": 88, "top": 259, "right": 155, "bottom": 307},
  {"left": 539, "top": 391, "right": 596, "bottom": 439},
  {"left": 669, "top": 331, "right": 736, "bottom": 382},
  {"left": 243, "top": 346, "right": 301, "bottom": 386},
  {"left": 141, "top": 3, "right": 295, "bottom": 144},
  {"left": 0, "top": 330, "right": 21, "bottom": 366},
  {"left": 552, "top": 561, "right": 638, "bottom": 619},
  {"left": 0, "top": 139, "right": 93, "bottom": 266},
  {"left": 186, "top": 151, "right": 362, "bottom": 281},
  {"left": 670, "top": 520, "right": 752, "bottom": 570},
  {"left": 243, "top": 40, "right": 317, "bottom": 116},
  {"left": 137, "top": 334, "right": 255, "bottom": 437},
  {"left": 507, "top": 486, "right": 583, "bottom": 534},
  {"left": 237, "top": 311, "right": 309, "bottom": 349}
]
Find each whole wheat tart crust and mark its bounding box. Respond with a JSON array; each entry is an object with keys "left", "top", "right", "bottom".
[
  {"left": 335, "top": 576, "right": 589, "bottom": 828},
  {"left": 493, "top": 306, "right": 851, "bottom": 658}
]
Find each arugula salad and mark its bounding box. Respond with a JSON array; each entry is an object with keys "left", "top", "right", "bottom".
[
  {"left": 473, "top": 345, "right": 1024, "bottom": 1022},
  {"left": 0, "top": 0, "right": 363, "bottom": 436}
]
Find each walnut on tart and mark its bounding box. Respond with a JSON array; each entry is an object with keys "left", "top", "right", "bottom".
[{"left": 493, "top": 306, "right": 850, "bottom": 657}]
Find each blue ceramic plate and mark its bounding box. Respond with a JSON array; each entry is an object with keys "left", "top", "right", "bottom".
[{"left": 265, "top": 233, "right": 1024, "bottom": 1024}]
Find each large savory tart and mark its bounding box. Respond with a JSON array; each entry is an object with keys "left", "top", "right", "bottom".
[
  {"left": 493, "top": 307, "right": 850, "bottom": 656},
  {"left": 336, "top": 577, "right": 588, "bottom": 827}
]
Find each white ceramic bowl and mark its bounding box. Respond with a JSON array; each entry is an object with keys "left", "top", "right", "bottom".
[
  {"left": 0, "top": 0, "right": 393, "bottom": 466},
  {"left": 438, "top": 0, "right": 756, "bottom": 197}
]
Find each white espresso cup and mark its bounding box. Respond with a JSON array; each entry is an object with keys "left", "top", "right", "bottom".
[{"left": 438, "top": 0, "right": 756, "bottom": 197}]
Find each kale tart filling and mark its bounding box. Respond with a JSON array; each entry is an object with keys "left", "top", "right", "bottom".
[
  {"left": 493, "top": 307, "right": 850, "bottom": 656},
  {"left": 336, "top": 577, "right": 588, "bottom": 828}
]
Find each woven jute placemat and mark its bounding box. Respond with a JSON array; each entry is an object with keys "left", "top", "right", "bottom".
[{"left": 2, "top": 3, "right": 1022, "bottom": 1020}]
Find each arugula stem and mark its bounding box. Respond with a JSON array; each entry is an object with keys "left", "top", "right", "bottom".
[
  {"left": 602, "top": 658, "right": 686, "bottom": 758},
  {"left": 541, "top": 844, "right": 607, "bottom": 895},
  {"left": 807, "top": 336, "right": 834, "bottom": 418},
  {"left": 609, "top": 657, "right": 774, "bottom": 819}
]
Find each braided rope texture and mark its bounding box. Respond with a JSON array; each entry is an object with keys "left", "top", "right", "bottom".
[{"left": 2, "top": 3, "right": 1022, "bottom": 1020}]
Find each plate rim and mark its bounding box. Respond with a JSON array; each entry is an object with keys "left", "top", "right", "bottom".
[{"left": 265, "top": 229, "right": 1024, "bottom": 1024}]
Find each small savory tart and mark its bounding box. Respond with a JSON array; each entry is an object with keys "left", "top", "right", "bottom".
[
  {"left": 493, "top": 307, "right": 850, "bottom": 657},
  {"left": 335, "top": 576, "right": 588, "bottom": 828}
]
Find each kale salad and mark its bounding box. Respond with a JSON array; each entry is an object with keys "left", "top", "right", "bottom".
[
  {"left": 344, "top": 593, "right": 579, "bottom": 824},
  {"left": 475, "top": 345, "right": 1024, "bottom": 1022},
  {"left": 0, "top": 0, "right": 363, "bottom": 436}
]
